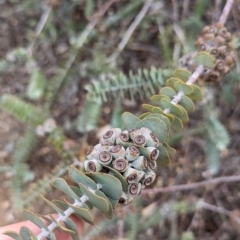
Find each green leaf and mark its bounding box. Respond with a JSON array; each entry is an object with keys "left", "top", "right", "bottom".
[
  {"left": 86, "top": 172, "right": 122, "bottom": 200},
  {"left": 3, "top": 231, "right": 23, "bottom": 240},
  {"left": 70, "top": 186, "right": 93, "bottom": 209},
  {"left": 156, "top": 143, "right": 170, "bottom": 165},
  {"left": 179, "top": 95, "right": 195, "bottom": 111},
  {"left": 103, "top": 165, "right": 128, "bottom": 192},
  {"left": 53, "top": 200, "right": 94, "bottom": 224},
  {"left": 0, "top": 94, "right": 46, "bottom": 126},
  {"left": 94, "top": 189, "right": 114, "bottom": 219},
  {"left": 121, "top": 112, "right": 140, "bottom": 130},
  {"left": 176, "top": 104, "right": 189, "bottom": 122},
  {"left": 151, "top": 94, "right": 171, "bottom": 103},
  {"left": 161, "top": 99, "right": 183, "bottom": 118},
  {"left": 68, "top": 166, "right": 97, "bottom": 190},
  {"left": 174, "top": 81, "right": 193, "bottom": 95},
  {"left": 65, "top": 218, "right": 80, "bottom": 240},
  {"left": 48, "top": 215, "right": 75, "bottom": 235},
  {"left": 170, "top": 115, "right": 183, "bottom": 132},
  {"left": 135, "top": 117, "right": 168, "bottom": 143},
  {"left": 173, "top": 69, "right": 191, "bottom": 82},
  {"left": 144, "top": 113, "right": 170, "bottom": 138},
  {"left": 163, "top": 142, "right": 176, "bottom": 156},
  {"left": 40, "top": 195, "right": 65, "bottom": 215},
  {"left": 193, "top": 51, "right": 215, "bottom": 68},
  {"left": 23, "top": 210, "right": 48, "bottom": 230},
  {"left": 52, "top": 178, "right": 80, "bottom": 202},
  {"left": 160, "top": 87, "right": 176, "bottom": 98},
  {"left": 186, "top": 84, "right": 203, "bottom": 101},
  {"left": 166, "top": 77, "right": 180, "bottom": 89},
  {"left": 79, "top": 183, "right": 109, "bottom": 212},
  {"left": 142, "top": 104, "right": 155, "bottom": 112},
  {"left": 27, "top": 69, "right": 46, "bottom": 100},
  {"left": 139, "top": 112, "right": 151, "bottom": 120},
  {"left": 152, "top": 107, "right": 174, "bottom": 121}
]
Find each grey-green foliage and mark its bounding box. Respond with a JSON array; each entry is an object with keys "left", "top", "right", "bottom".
[
  {"left": 11, "top": 127, "right": 37, "bottom": 210},
  {"left": 85, "top": 67, "right": 167, "bottom": 103},
  {"left": 77, "top": 67, "right": 168, "bottom": 133},
  {"left": 0, "top": 94, "right": 47, "bottom": 126},
  {"left": 203, "top": 101, "right": 230, "bottom": 175}
]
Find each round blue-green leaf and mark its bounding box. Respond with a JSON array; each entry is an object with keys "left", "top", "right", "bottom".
[
  {"left": 166, "top": 77, "right": 181, "bottom": 89},
  {"left": 86, "top": 172, "right": 122, "bottom": 200},
  {"left": 23, "top": 210, "right": 48, "bottom": 230},
  {"left": 139, "top": 112, "right": 151, "bottom": 120},
  {"left": 160, "top": 87, "right": 176, "bottom": 98},
  {"left": 103, "top": 166, "right": 128, "bottom": 192},
  {"left": 142, "top": 104, "right": 155, "bottom": 112},
  {"left": 186, "top": 84, "right": 203, "bottom": 101},
  {"left": 53, "top": 200, "right": 94, "bottom": 225},
  {"left": 40, "top": 195, "right": 65, "bottom": 216},
  {"left": 135, "top": 117, "right": 167, "bottom": 143},
  {"left": 152, "top": 107, "right": 174, "bottom": 121},
  {"left": 156, "top": 143, "right": 170, "bottom": 165},
  {"left": 161, "top": 99, "right": 183, "bottom": 118},
  {"left": 144, "top": 113, "right": 170, "bottom": 138},
  {"left": 170, "top": 115, "right": 183, "bottom": 132},
  {"left": 151, "top": 94, "right": 171, "bottom": 103},
  {"left": 193, "top": 51, "right": 215, "bottom": 68},
  {"left": 68, "top": 165, "right": 97, "bottom": 190},
  {"left": 176, "top": 104, "right": 189, "bottom": 122},
  {"left": 52, "top": 178, "right": 80, "bottom": 202},
  {"left": 179, "top": 95, "right": 195, "bottom": 112},
  {"left": 163, "top": 142, "right": 176, "bottom": 156},
  {"left": 65, "top": 217, "right": 80, "bottom": 240},
  {"left": 121, "top": 112, "right": 140, "bottom": 130},
  {"left": 174, "top": 81, "right": 193, "bottom": 95},
  {"left": 3, "top": 231, "right": 23, "bottom": 240},
  {"left": 173, "top": 69, "right": 191, "bottom": 82},
  {"left": 79, "top": 183, "right": 109, "bottom": 213},
  {"left": 49, "top": 215, "right": 75, "bottom": 235}
]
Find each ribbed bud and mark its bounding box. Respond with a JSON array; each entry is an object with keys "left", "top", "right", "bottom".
[
  {"left": 125, "top": 146, "right": 140, "bottom": 161},
  {"left": 139, "top": 147, "right": 159, "bottom": 161},
  {"left": 118, "top": 191, "right": 133, "bottom": 205},
  {"left": 123, "top": 167, "right": 138, "bottom": 183},
  {"left": 133, "top": 135, "right": 146, "bottom": 147},
  {"left": 146, "top": 133, "right": 159, "bottom": 147},
  {"left": 99, "top": 128, "right": 122, "bottom": 144},
  {"left": 84, "top": 159, "right": 102, "bottom": 172},
  {"left": 98, "top": 151, "right": 112, "bottom": 165},
  {"left": 129, "top": 156, "right": 148, "bottom": 170},
  {"left": 128, "top": 183, "right": 142, "bottom": 195},
  {"left": 148, "top": 160, "right": 157, "bottom": 170},
  {"left": 86, "top": 144, "right": 101, "bottom": 159},
  {"left": 116, "top": 131, "right": 130, "bottom": 146},
  {"left": 135, "top": 169, "right": 145, "bottom": 182},
  {"left": 142, "top": 170, "right": 156, "bottom": 186},
  {"left": 128, "top": 128, "right": 141, "bottom": 141},
  {"left": 111, "top": 145, "right": 126, "bottom": 159},
  {"left": 100, "top": 142, "right": 113, "bottom": 151},
  {"left": 112, "top": 158, "right": 128, "bottom": 172}
]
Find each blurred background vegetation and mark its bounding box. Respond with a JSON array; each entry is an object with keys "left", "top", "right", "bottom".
[{"left": 0, "top": 0, "right": 240, "bottom": 239}]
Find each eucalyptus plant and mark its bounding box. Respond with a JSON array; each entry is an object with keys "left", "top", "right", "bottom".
[{"left": 3, "top": 22, "right": 236, "bottom": 240}]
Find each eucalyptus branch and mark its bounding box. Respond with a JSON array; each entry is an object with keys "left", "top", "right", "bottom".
[
  {"left": 107, "top": 0, "right": 153, "bottom": 63},
  {"left": 142, "top": 175, "right": 240, "bottom": 194},
  {"left": 219, "top": 0, "right": 235, "bottom": 24}
]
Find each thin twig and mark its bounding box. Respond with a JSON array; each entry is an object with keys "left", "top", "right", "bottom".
[
  {"left": 198, "top": 200, "right": 240, "bottom": 225},
  {"left": 142, "top": 175, "right": 240, "bottom": 194},
  {"left": 219, "top": 0, "right": 235, "bottom": 24},
  {"left": 107, "top": 0, "right": 153, "bottom": 63}
]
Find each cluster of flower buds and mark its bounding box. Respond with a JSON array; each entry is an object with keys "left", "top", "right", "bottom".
[
  {"left": 195, "top": 23, "right": 235, "bottom": 82},
  {"left": 83, "top": 127, "right": 160, "bottom": 204}
]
